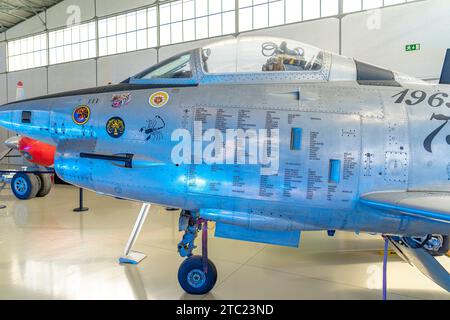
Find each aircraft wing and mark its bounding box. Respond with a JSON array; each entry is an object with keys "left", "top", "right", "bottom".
[
  {"left": 361, "top": 191, "right": 450, "bottom": 292},
  {"left": 359, "top": 191, "right": 450, "bottom": 224}
]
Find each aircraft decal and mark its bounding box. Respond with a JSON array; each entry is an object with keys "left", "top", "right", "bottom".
[
  {"left": 423, "top": 113, "right": 450, "bottom": 153},
  {"left": 106, "top": 117, "right": 126, "bottom": 138},
  {"left": 392, "top": 89, "right": 450, "bottom": 107},
  {"left": 72, "top": 105, "right": 90, "bottom": 125},
  {"left": 393, "top": 90, "right": 450, "bottom": 152},
  {"left": 140, "top": 115, "right": 166, "bottom": 141},
  {"left": 149, "top": 91, "right": 169, "bottom": 108},
  {"left": 112, "top": 93, "right": 131, "bottom": 108},
  {"left": 87, "top": 98, "right": 99, "bottom": 104}
]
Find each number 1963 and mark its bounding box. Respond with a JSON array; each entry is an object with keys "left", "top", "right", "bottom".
[{"left": 393, "top": 89, "right": 450, "bottom": 107}]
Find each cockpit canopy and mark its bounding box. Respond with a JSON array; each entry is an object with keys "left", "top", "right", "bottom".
[
  {"left": 130, "top": 37, "right": 327, "bottom": 84},
  {"left": 127, "top": 36, "right": 423, "bottom": 86},
  {"left": 136, "top": 52, "right": 193, "bottom": 80},
  {"left": 202, "top": 37, "right": 323, "bottom": 73}
]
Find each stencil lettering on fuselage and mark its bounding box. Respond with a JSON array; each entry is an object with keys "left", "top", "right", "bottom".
[{"left": 184, "top": 106, "right": 361, "bottom": 209}]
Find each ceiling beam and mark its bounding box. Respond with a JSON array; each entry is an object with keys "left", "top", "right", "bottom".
[
  {"left": 0, "top": 0, "right": 62, "bottom": 32},
  {"left": 15, "top": 0, "right": 46, "bottom": 26}
]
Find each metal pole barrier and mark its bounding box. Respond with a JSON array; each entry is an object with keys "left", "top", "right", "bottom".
[
  {"left": 0, "top": 181, "right": 7, "bottom": 209},
  {"left": 73, "top": 188, "right": 89, "bottom": 212}
]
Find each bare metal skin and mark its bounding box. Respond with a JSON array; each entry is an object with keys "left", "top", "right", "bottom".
[{"left": 0, "top": 37, "right": 448, "bottom": 293}]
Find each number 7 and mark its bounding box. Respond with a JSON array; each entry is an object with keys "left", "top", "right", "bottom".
[{"left": 423, "top": 113, "right": 450, "bottom": 153}]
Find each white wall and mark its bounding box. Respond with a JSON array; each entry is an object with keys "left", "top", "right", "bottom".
[
  {"left": 48, "top": 59, "right": 97, "bottom": 93},
  {"left": 0, "top": 73, "right": 7, "bottom": 105},
  {"left": 158, "top": 18, "right": 340, "bottom": 63},
  {"left": 96, "top": 0, "right": 157, "bottom": 17},
  {"left": 6, "top": 67, "right": 47, "bottom": 102},
  {"left": 46, "top": 0, "right": 96, "bottom": 30},
  {"left": 342, "top": 0, "right": 450, "bottom": 79},
  {"left": 244, "top": 18, "right": 340, "bottom": 54},
  {"left": 97, "top": 48, "right": 158, "bottom": 85},
  {"left": 5, "top": 13, "right": 47, "bottom": 40},
  {"left": 0, "top": 42, "right": 6, "bottom": 74}
]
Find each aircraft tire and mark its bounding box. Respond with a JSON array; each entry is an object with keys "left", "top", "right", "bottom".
[
  {"left": 35, "top": 173, "right": 52, "bottom": 198},
  {"left": 178, "top": 255, "right": 217, "bottom": 295},
  {"left": 11, "top": 172, "right": 40, "bottom": 200}
]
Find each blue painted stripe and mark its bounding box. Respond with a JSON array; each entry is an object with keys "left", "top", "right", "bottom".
[
  {"left": 329, "top": 159, "right": 341, "bottom": 183},
  {"left": 291, "top": 128, "right": 302, "bottom": 150},
  {"left": 360, "top": 198, "right": 450, "bottom": 223}
]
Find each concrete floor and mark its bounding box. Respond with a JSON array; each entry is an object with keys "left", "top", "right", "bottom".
[{"left": 0, "top": 185, "right": 448, "bottom": 300}]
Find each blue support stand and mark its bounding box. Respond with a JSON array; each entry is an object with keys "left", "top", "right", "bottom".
[{"left": 382, "top": 236, "right": 389, "bottom": 301}]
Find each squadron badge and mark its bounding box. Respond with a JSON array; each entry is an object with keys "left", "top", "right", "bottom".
[
  {"left": 106, "top": 117, "right": 125, "bottom": 138},
  {"left": 72, "top": 105, "right": 91, "bottom": 125},
  {"left": 112, "top": 93, "right": 131, "bottom": 108},
  {"left": 149, "top": 91, "right": 169, "bottom": 108}
]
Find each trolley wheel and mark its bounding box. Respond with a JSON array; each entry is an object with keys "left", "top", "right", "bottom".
[
  {"left": 178, "top": 255, "right": 217, "bottom": 295},
  {"left": 35, "top": 173, "right": 53, "bottom": 197},
  {"left": 11, "top": 172, "right": 40, "bottom": 200}
]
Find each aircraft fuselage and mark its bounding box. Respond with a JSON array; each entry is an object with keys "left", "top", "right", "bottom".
[{"left": 1, "top": 81, "right": 449, "bottom": 236}]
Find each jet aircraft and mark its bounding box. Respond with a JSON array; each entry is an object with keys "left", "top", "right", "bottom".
[{"left": 0, "top": 37, "right": 449, "bottom": 295}]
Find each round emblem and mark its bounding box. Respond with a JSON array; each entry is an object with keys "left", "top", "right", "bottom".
[
  {"left": 106, "top": 117, "right": 125, "bottom": 138},
  {"left": 149, "top": 91, "right": 169, "bottom": 108},
  {"left": 72, "top": 105, "right": 90, "bottom": 125}
]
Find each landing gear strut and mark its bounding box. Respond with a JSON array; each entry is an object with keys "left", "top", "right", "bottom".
[
  {"left": 398, "top": 234, "right": 449, "bottom": 256},
  {"left": 177, "top": 211, "right": 217, "bottom": 295},
  {"left": 386, "top": 234, "right": 450, "bottom": 292}
]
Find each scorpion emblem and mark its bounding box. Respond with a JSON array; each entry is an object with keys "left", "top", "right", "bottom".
[{"left": 140, "top": 115, "right": 166, "bottom": 141}]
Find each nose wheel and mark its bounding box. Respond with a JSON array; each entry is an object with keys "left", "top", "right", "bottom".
[
  {"left": 177, "top": 212, "right": 217, "bottom": 295},
  {"left": 178, "top": 255, "right": 217, "bottom": 295}
]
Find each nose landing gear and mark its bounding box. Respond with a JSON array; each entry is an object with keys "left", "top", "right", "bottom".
[
  {"left": 401, "top": 234, "right": 449, "bottom": 256},
  {"left": 386, "top": 234, "right": 450, "bottom": 291},
  {"left": 177, "top": 211, "right": 217, "bottom": 295}
]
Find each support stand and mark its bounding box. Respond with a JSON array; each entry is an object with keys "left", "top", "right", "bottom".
[
  {"left": 201, "top": 220, "right": 208, "bottom": 273},
  {"left": 382, "top": 236, "right": 389, "bottom": 301},
  {"left": 119, "top": 203, "right": 151, "bottom": 264},
  {"left": 73, "top": 188, "right": 89, "bottom": 212},
  {"left": 0, "top": 181, "right": 7, "bottom": 210}
]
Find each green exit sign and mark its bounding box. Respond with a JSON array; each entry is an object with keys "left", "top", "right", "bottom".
[{"left": 406, "top": 44, "right": 421, "bottom": 52}]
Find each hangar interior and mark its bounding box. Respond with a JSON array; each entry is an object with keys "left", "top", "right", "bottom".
[{"left": 0, "top": 0, "right": 449, "bottom": 299}]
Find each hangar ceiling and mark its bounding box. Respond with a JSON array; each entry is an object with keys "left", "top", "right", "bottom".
[{"left": 0, "top": 0, "right": 63, "bottom": 32}]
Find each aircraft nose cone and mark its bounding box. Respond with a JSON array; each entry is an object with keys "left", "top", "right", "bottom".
[{"left": 4, "top": 135, "right": 20, "bottom": 150}]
